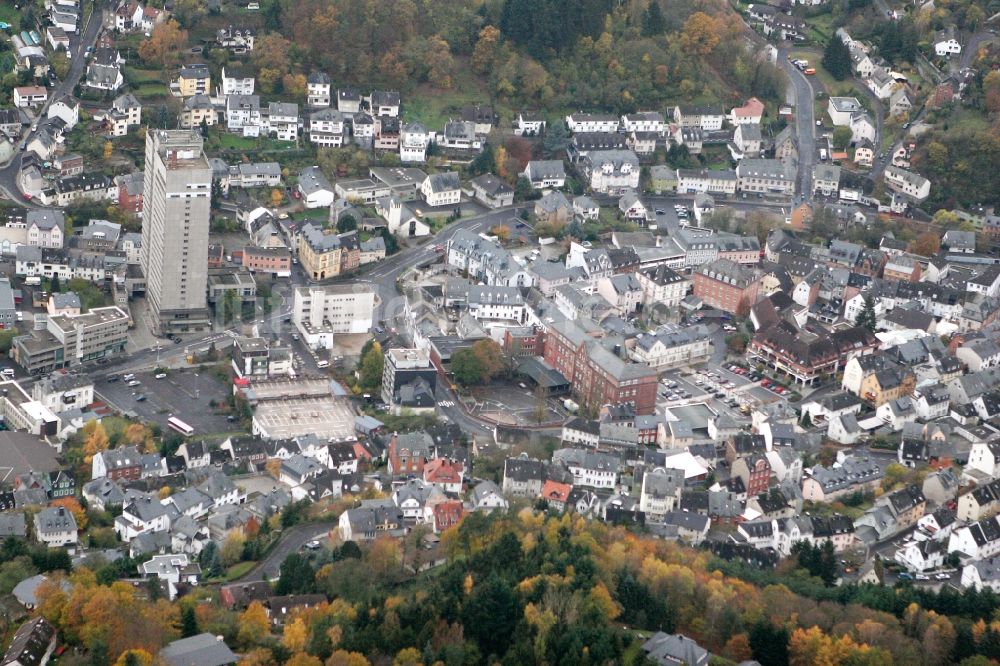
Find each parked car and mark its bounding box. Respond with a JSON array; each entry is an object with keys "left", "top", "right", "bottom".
[
  {"left": 154, "top": 373, "right": 167, "bottom": 379},
  {"left": 915, "top": 573, "right": 929, "bottom": 581},
  {"left": 128, "top": 380, "right": 141, "bottom": 387},
  {"left": 934, "top": 573, "right": 951, "bottom": 580},
  {"left": 135, "top": 394, "right": 146, "bottom": 402}
]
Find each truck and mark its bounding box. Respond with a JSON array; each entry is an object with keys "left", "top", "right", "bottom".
[
  {"left": 819, "top": 148, "right": 828, "bottom": 161},
  {"left": 839, "top": 189, "right": 860, "bottom": 202},
  {"left": 24, "top": 277, "right": 41, "bottom": 286}
]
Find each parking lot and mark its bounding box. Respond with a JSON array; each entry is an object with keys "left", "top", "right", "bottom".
[
  {"left": 655, "top": 358, "right": 798, "bottom": 425},
  {"left": 95, "top": 368, "right": 236, "bottom": 436}
]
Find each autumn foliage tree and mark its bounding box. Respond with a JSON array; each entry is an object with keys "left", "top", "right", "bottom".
[
  {"left": 680, "top": 13, "right": 721, "bottom": 56},
  {"left": 238, "top": 601, "right": 271, "bottom": 647},
  {"left": 82, "top": 421, "right": 109, "bottom": 464},
  {"left": 138, "top": 21, "right": 188, "bottom": 68},
  {"left": 910, "top": 231, "right": 941, "bottom": 257}
]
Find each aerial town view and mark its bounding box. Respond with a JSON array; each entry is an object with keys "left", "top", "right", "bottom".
[{"left": 0, "top": 0, "right": 999, "bottom": 664}]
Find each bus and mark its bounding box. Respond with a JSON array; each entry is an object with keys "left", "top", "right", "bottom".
[{"left": 167, "top": 416, "right": 194, "bottom": 436}]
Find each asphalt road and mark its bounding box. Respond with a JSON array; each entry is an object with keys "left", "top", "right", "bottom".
[
  {"left": 778, "top": 47, "right": 817, "bottom": 198},
  {"left": 235, "top": 521, "right": 339, "bottom": 582}
]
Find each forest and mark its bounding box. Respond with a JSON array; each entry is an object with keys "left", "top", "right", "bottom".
[
  {"left": 152, "top": 0, "right": 785, "bottom": 115},
  {"left": 21, "top": 509, "right": 1000, "bottom": 666}
]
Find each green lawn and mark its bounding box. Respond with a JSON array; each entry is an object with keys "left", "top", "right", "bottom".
[
  {"left": 225, "top": 561, "right": 256, "bottom": 581},
  {"left": 125, "top": 67, "right": 165, "bottom": 85},
  {"left": 132, "top": 83, "right": 170, "bottom": 100}
]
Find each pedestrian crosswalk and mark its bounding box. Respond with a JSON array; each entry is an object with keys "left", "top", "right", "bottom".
[{"left": 437, "top": 400, "right": 455, "bottom": 408}]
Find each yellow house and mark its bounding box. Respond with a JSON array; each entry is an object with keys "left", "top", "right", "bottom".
[
  {"left": 858, "top": 367, "right": 915, "bottom": 406},
  {"left": 176, "top": 64, "right": 211, "bottom": 97},
  {"left": 298, "top": 223, "right": 342, "bottom": 280}
]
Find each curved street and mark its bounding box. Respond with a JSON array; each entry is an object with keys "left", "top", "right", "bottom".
[{"left": 235, "top": 521, "right": 339, "bottom": 583}]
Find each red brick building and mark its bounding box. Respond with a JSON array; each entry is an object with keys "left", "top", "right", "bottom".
[
  {"left": 115, "top": 172, "right": 143, "bottom": 214},
  {"left": 543, "top": 320, "right": 658, "bottom": 414},
  {"left": 692, "top": 258, "right": 761, "bottom": 316},
  {"left": 503, "top": 326, "right": 545, "bottom": 358}
]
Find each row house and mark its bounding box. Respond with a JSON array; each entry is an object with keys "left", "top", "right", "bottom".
[
  {"left": 552, "top": 448, "right": 620, "bottom": 489},
  {"left": 672, "top": 104, "right": 726, "bottom": 130},
  {"left": 39, "top": 174, "right": 118, "bottom": 208},
  {"left": 565, "top": 112, "right": 619, "bottom": 133},
  {"left": 628, "top": 324, "right": 711, "bottom": 370},
  {"left": 445, "top": 229, "right": 534, "bottom": 288},
  {"left": 958, "top": 476, "right": 1000, "bottom": 522},
  {"left": 749, "top": 320, "right": 878, "bottom": 386},
  {"left": 676, "top": 168, "right": 738, "bottom": 196}
]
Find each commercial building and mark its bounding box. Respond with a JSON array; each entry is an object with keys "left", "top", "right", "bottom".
[
  {"left": 13, "top": 307, "right": 129, "bottom": 374},
  {"left": 736, "top": 159, "right": 795, "bottom": 196},
  {"left": 141, "top": 130, "right": 212, "bottom": 334},
  {"left": 292, "top": 284, "right": 375, "bottom": 348},
  {"left": 381, "top": 348, "right": 438, "bottom": 406}
]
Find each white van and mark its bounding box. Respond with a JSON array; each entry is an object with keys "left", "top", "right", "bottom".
[{"left": 316, "top": 360, "right": 329, "bottom": 368}]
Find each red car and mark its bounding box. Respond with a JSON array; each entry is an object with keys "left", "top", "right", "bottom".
[{"left": 22, "top": 193, "right": 32, "bottom": 201}]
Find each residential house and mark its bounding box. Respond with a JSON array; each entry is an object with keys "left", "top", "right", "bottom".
[
  {"left": 523, "top": 160, "right": 566, "bottom": 189},
  {"left": 581, "top": 150, "right": 639, "bottom": 195},
  {"left": 421, "top": 172, "right": 461, "bottom": 207},
  {"left": 469, "top": 174, "right": 513, "bottom": 209},
  {"left": 33, "top": 507, "right": 77, "bottom": 547}
]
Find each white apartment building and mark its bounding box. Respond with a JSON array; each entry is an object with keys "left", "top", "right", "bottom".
[
  {"left": 218, "top": 66, "right": 255, "bottom": 96},
  {"left": 884, "top": 166, "right": 931, "bottom": 201},
  {"left": 582, "top": 150, "right": 640, "bottom": 195},
  {"left": 466, "top": 285, "right": 528, "bottom": 324},
  {"left": 265, "top": 102, "right": 298, "bottom": 141},
  {"left": 307, "top": 72, "right": 331, "bottom": 107},
  {"left": 308, "top": 108, "right": 345, "bottom": 147},
  {"left": 400, "top": 122, "right": 431, "bottom": 163},
  {"left": 621, "top": 111, "right": 665, "bottom": 134},
  {"left": 635, "top": 265, "right": 690, "bottom": 308}
]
